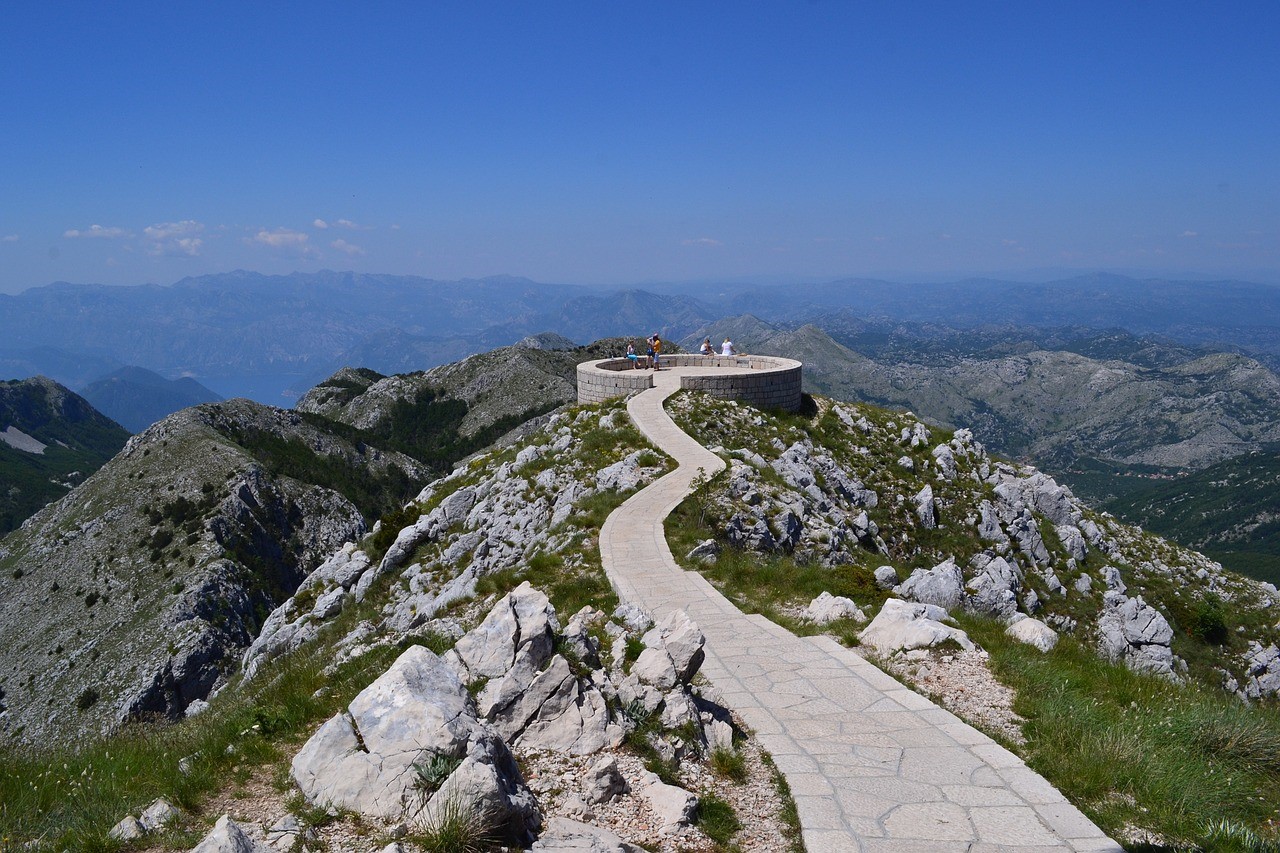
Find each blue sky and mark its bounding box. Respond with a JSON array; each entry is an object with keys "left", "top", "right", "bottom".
[{"left": 1, "top": 2, "right": 1277, "bottom": 293}]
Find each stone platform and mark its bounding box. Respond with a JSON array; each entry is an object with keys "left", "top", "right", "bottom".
[{"left": 576, "top": 354, "right": 803, "bottom": 411}]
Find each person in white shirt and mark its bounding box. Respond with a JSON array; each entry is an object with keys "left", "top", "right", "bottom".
[{"left": 721, "top": 338, "right": 736, "bottom": 356}]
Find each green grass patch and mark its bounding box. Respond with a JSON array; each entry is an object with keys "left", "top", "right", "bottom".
[
  {"left": 709, "top": 746, "right": 748, "bottom": 783},
  {"left": 960, "top": 614, "right": 1280, "bottom": 849},
  {"left": 695, "top": 791, "right": 742, "bottom": 847}
]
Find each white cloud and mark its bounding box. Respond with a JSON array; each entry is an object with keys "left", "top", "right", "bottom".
[
  {"left": 681, "top": 237, "right": 722, "bottom": 247},
  {"left": 1181, "top": 230, "right": 1198, "bottom": 238},
  {"left": 64, "top": 224, "right": 131, "bottom": 239},
  {"left": 1002, "top": 238, "right": 1019, "bottom": 246},
  {"left": 331, "top": 238, "right": 366, "bottom": 257},
  {"left": 143, "top": 220, "right": 204, "bottom": 256},
  {"left": 2, "top": 234, "right": 17, "bottom": 243},
  {"left": 313, "top": 218, "right": 329, "bottom": 229},
  {"left": 250, "top": 228, "right": 310, "bottom": 249},
  {"left": 336, "top": 218, "right": 368, "bottom": 230}
]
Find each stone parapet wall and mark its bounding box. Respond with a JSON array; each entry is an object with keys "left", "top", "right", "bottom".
[
  {"left": 576, "top": 360, "right": 653, "bottom": 403},
  {"left": 576, "top": 356, "right": 804, "bottom": 411}
]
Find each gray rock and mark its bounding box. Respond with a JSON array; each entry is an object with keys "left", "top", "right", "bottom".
[
  {"left": 532, "top": 816, "right": 643, "bottom": 852},
  {"left": 913, "top": 485, "right": 936, "bottom": 529},
  {"left": 291, "top": 645, "right": 478, "bottom": 818},
  {"left": 897, "top": 455, "right": 915, "bottom": 471},
  {"left": 640, "top": 610, "right": 706, "bottom": 684},
  {"left": 977, "top": 500, "right": 1008, "bottom": 542},
  {"left": 1005, "top": 615, "right": 1059, "bottom": 652},
  {"left": 108, "top": 816, "right": 146, "bottom": 841},
  {"left": 858, "top": 598, "right": 975, "bottom": 654},
  {"left": 806, "top": 591, "right": 866, "bottom": 624},
  {"left": 632, "top": 647, "right": 677, "bottom": 690},
  {"left": 1055, "top": 525, "right": 1089, "bottom": 562},
  {"left": 725, "top": 513, "right": 776, "bottom": 551},
  {"left": 964, "top": 556, "right": 1021, "bottom": 619},
  {"left": 1102, "top": 565, "right": 1127, "bottom": 594},
  {"left": 931, "top": 444, "right": 957, "bottom": 480},
  {"left": 452, "top": 582, "right": 557, "bottom": 683},
  {"left": 771, "top": 510, "right": 804, "bottom": 549},
  {"left": 584, "top": 756, "right": 628, "bottom": 805},
  {"left": 873, "top": 565, "right": 900, "bottom": 590},
  {"left": 139, "top": 798, "right": 179, "bottom": 832},
  {"left": 191, "top": 815, "right": 273, "bottom": 853},
  {"left": 1243, "top": 642, "right": 1280, "bottom": 700},
  {"left": 1074, "top": 574, "right": 1093, "bottom": 595},
  {"left": 1008, "top": 509, "right": 1050, "bottom": 565},
  {"left": 1097, "top": 594, "right": 1178, "bottom": 679},
  {"left": 895, "top": 558, "right": 964, "bottom": 611},
  {"left": 612, "top": 603, "right": 652, "bottom": 634},
  {"left": 636, "top": 772, "right": 698, "bottom": 834},
  {"left": 686, "top": 539, "right": 720, "bottom": 563}
]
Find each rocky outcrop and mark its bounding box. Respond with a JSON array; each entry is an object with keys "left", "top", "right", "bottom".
[
  {"left": 291, "top": 643, "right": 540, "bottom": 842},
  {"left": 1097, "top": 593, "right": 1179, "bottom": 679},
  {"left": 895, "top": 558, "right": 964, "bottom": 611},
  {"left": 806, "top": 592, "right": 866, "bottom": 624},
  {"left": 1005, "top": 615, "right": 1059, "bottom": 652},
  {"left": 859, "top": 599, "right": 975, "bottom": 655}
]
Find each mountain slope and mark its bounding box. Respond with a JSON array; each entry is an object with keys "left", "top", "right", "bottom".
[
  {"left": 81, "top": 366, "right": 222, "bottom": 432},
  {"left": 1106, "top": 450, "right": 1280, "bottom": 585},
  {"left": 0, "top": 399, "right": 431, "bottom": 745},
  {"left": 0, "top": 377, "right": 130, "bottom": 535}
]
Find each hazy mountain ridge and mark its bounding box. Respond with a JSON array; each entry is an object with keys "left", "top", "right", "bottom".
[
  {"left": 81, "top": 366, "right": 222, "bottom": 433},
  {"left": 7, "top": 271, "right": 1279, "bottom": 403},
  {"left": 685, "top": 317, "right": 1280, "bottom": 471}
]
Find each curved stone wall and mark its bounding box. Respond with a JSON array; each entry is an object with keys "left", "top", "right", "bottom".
[{"left": 576, "top": 355, "right": 804, "bottom": 411}]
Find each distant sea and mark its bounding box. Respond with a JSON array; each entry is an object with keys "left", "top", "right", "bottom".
[{"left": 198, "top": 373, "right": 311, "bottom": 407}]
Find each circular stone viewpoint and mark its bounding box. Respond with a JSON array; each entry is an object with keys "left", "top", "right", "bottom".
[{"left": 576, "top": 354, "right": 803, "bottom": 411}]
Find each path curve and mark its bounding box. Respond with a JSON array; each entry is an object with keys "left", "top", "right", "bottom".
[{"left": 598, "top": 369, "right": 1120, "bottom": 852}]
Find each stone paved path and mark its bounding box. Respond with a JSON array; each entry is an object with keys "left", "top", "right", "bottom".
[{"left": 598, "top": 368, "right": 1121, "bottom": 852}]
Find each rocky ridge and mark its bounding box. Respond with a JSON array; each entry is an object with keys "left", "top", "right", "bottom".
[{"left": 0, "top": 399, "right": 429, "bottom": 745}]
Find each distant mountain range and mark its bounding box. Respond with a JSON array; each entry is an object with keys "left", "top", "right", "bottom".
[{"left": 3, "top": 271, "right": 1278, "bottom": 404}]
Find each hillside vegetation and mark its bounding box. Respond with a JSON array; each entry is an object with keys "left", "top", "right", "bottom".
[{"left": 0, "top": 377, "right": 129, "bottom": 536}]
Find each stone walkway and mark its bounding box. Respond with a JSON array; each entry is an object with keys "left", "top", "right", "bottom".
[{"left": 598, "top": 368, "right": 1120, "bottom": 852}]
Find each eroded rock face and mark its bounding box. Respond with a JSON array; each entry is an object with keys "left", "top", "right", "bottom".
[
  {"left": 290, "top": 644, "right": 539, "bottom": 842},
  {"left": 896, "top": 558, "right": 964, "bottom": 611},
  {"left": 1243, "top": 642, "right": 1280, "bottom": 700},
  {"left": 1097, "top": 593, "right": 1179, "bottom": 680},
  {"left": 964, "top": 555, "right": 1022, "bottom": 620}
]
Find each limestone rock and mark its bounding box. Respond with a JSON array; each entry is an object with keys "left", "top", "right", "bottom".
[
  {"left": 584, "top": 756, "right": 628, "bottom": 805},
  {"left": 874, "top": 565, "right": 900, "bottom": 590},
  {"left": 913, "top": 485, "right": 937, "bottom": 529},
  {"left": 108, "top": 816, "right": 146, "bottom": 842},
  {"left": 806, "top": 591, "right": 866, "bottom": 624},
  {"left": 1005, "top": 615, "right": 1059, "bottom": 652},
  {"left": 895, "top": 558, "right": 964, "bottom": 611},
  {"left": 964, "top": 556, "right": 1021, "bottom": 619},
  {"left": 1243, "top": 642, "right": 1280, "bottom": 700},
  {"left": 636, "top": 772, "right": 698, "bottom": 834},
  {"left": 686, "top": 539, "right": 720, "bottom": 563},
  {"left": 532, "top": 816, "right": 643, "bottom": 852},
  {"left": 640, "top": 610, "right": 706, "bottom": 684},
  {"left": 139, "top": 798, "right": 179, "bottom": 832},
  {"left": 859, "top": 598, "right": 975, "bottom": 654},
  {"left": 191, "top": 815, "right": 273, "bottom": 853},
  {"left": 291, "top": 644, "right": 538, "bottom": 842},
  {"left": 1097, "top": 593, "right": 1178, "bottom": 680},
  {"left": 931, "top": 444, "right": 957, "bottom": 480}
]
